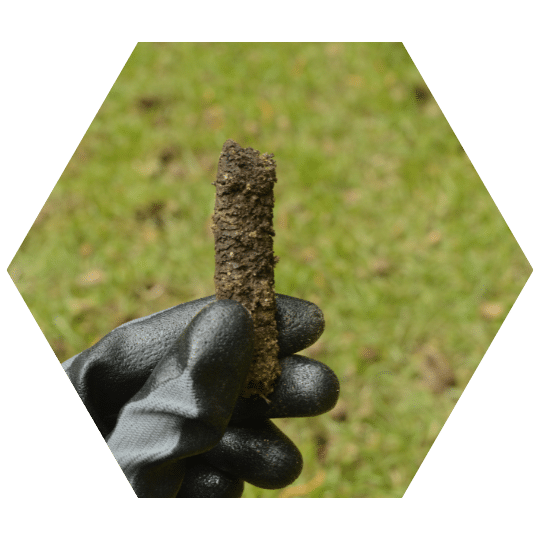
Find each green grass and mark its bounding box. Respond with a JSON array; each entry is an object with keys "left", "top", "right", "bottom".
[{"left": 8, "top": 42, "right": 532, "bottom": 498}]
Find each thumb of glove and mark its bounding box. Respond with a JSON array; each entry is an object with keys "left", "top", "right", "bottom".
[{"left": 106, "top": 299, "right": 254, "bottom": 497}]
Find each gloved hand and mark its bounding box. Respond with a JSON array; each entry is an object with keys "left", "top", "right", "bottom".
[{"left": 62, "top": 293, "right": 339, "bottom": 497}]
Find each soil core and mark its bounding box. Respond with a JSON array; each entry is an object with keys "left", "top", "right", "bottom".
[{"left": 212, "top": 139, "right": 280, "bottom": 399}]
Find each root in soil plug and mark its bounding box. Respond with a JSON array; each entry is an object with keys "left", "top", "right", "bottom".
[{"left": 211, "top": 139, "right": 280, "bottom": 399}]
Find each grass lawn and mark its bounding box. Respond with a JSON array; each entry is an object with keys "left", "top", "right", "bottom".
[{"left": 8, "top": 42, "right": 532, "bottom": 497}]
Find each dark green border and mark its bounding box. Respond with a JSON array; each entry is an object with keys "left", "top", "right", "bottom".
[{"left": 1, "top": 1, "right": 540, "bottom": 538}]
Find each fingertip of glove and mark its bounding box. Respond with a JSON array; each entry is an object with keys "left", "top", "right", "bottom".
[
  {"left": 276, "top": 294, "right": 325, "bottom": 357},
  {"left": 201, "top": 298, "right": 253, "bottom": 326},
  {"left": 277, "top": 355, "right": 340, "bottom": 416},
  {"left": 177, "top": 458, "right": 244, "bottom": 498},
  {"left": 231, "top": 355, "right": 340, "bottom": 422},
  {"left": 204, "top": 419, "right": 303, "bottom": 490},
  {"left": 187, "top": 299, "right": 254, "bottom": 356}
]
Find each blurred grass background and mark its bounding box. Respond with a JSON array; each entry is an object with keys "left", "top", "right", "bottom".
[{"left": 8, "top": 43, "right": 532, "bottom": 497}]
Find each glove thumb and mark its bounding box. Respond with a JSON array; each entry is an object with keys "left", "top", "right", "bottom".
[{"left": 107, "top": 299, "right": 254, "bottom": 497}]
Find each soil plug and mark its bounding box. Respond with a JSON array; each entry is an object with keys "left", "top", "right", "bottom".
[{"left": 211, "top": 139, "right": 280, "bottom": 399}]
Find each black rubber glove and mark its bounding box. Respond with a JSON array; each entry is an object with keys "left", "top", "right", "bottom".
[{"left": 62, "top": 293, "right": 339, "bottom": 497}]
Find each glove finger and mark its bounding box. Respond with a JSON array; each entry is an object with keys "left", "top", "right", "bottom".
[
  {"left": 203, "top": 419, "right": 303, "bottom": 490},
  {"left": 106, "top": 300, "right": 254, "bottom": 497},
  {"left": 176, "top": 456, "right": 244, "bottom": 498},
  {"left": 275, "top": 294, "right": 325, "bottom": 358},
  {"left": 230, "top": 355, "right": 340, "bottom": 423}
]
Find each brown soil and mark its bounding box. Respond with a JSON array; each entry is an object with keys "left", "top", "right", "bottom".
[{"left": 212, "top": 139, "right": 280, "bottom": 399}]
